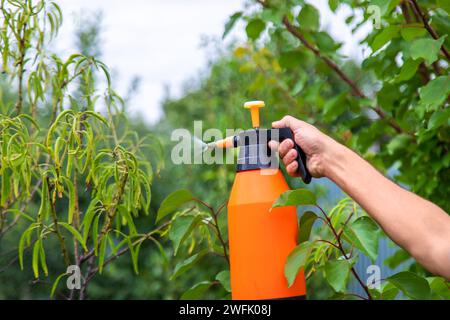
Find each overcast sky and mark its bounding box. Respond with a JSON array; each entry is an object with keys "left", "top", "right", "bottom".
[{"left": 54, "top": 0, "right": 370, "bottom": 124}]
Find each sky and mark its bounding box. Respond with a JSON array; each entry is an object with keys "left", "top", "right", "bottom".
[{"left": 54, "top": 0, "right": 371, "bottom": 124}]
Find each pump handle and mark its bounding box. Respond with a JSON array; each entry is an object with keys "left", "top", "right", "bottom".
[{"left": 275, "top": 127, "right": 312, "bottom": 184}]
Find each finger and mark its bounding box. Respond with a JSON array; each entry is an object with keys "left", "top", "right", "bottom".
[
  {"left": 286, "top": 161, "right": 299, "bottom": 177},
  {"left": 272, "top": 115, "right": 296, "bottom": 129},
  {"left": 268, "top": 140, "right": 279, "bottom": 151},
  {"left": 278, "top": 139, "right": 294, "bottom": 158},
  {"left": 283, "top": 149, "right": 298, "bottom": 167}
]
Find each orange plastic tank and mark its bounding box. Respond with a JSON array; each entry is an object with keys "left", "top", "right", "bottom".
[{"left": 228, "top": 169, "right": 306, "bottom": 299}]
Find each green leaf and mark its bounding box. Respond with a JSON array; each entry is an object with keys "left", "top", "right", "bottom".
[
  {"left": 60, "top": 176, "right": 75, "bottom": 224},
  {"left": 370, "top": 0, "right": 400, "bottom": 16},
  {"left": 284, "top": 241, "right": 312, "bottom": 287},
  {"left": 50, "top": 273, "right": 68, "bottom": 299},
  {"left": 223, "top": 12, "right": 242, "bottom": 39},
  {"left": 419, "top": 75, "right": 450, "bottom": 108},
  {"left": 215, "top": 270, "right": 231, "bottom": 292},
  {"left": 381, "top": 281, "right": 400, "bottom": 300},
  {"left": 279, "top": 51, "right": 303, "bottom": 69},
  {"left": 297, "top": 4, "right": 320, "bottom": 31},
  {"left": 180, "top": 281, "right": 212, "bottom": 300},
  {"left": 393, "top": 59, "right": 421, "bottom": 83},
  {"left": 18, "top": 224, "right": 39, "bottom": 270},
  {"left": 324, "top": 259, "right": 354, "bottom": 292},
  {"left": 343, "top": 216, "right": 380, "bottom": 262},
  {"left": 329, "top": 0, "right": 339, "bottom": 12},
  {"left": 371, "top": 26, "right": 400, "bottom": 52},
  {"left": 323, "top": 92, "right": 347, "bottom": 120},
  {"left": 410, "top": 36, "right": 446, "bottom": 65},
  {"left": 386, "top": 134, "right": 411, "bottom": 155},
  {"left": 246, "top": 19, "right": 265, "bottom": 41},
  {"left": 171, "top": 250, "right": 206, "bottom": 280},
  {"left": 32, "top": 239, "right": 41, "bottom": 278},
  {"left": 273, "top": 189, "right": 316, "bottom": 208},
  {"left": 387, "top": 271, "right": 431, "bottom": 299},
  {"left": 59, "top": 222, "right": 88, "bottom": 252},
  {"left": 427, "top": 277, "right": 450, "bottom": 299},
  {"left": 40, "top": 242, "right": 48, "bottom": 276},
  {"left": 98, "top": 233, "right": 108, "bottom": 274},
  {"left": 169, "top": 215, "right": 197, "bottom": 255},
  {"left": 428, "top": 109, "right": 450, "bottom": 130},
  {"left": 384, "top": 248, "right": 411, "bottom": 269},
  {"left": 298, "top": 211, "right": 317, "bottom": 243},
  {"left": 156, "top": 189, "right": 193, "bottom": 222},
  {"left": 37, "top": 176, "right": 49, "bottom": 220},
  {"left": 400, "top": 26, "right": 426, "bottom": 41},
  {"left": 437, "top": 0, "right": 450, "bottom": 15}
]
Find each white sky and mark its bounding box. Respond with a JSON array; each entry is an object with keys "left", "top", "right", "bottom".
[{"left": 53, "top": 0, "right": 370, "bottom": 124}]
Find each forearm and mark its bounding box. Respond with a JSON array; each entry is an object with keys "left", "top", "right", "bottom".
[{"left": 324, "top": 141, "right": 450, "bottom": 279}]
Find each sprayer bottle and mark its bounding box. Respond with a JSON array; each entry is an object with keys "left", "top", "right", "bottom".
[{"left": 213, "top": 101, "right": 312, "bottom": 300}]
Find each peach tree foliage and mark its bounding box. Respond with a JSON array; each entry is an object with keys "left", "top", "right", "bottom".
[
  {"left": 158, "top": 0, "right": 449, "bottom": 300},
  {"left": 0, "top": 0, "right": 163, "bottom": 298}
]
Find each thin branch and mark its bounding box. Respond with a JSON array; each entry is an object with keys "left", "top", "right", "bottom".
[
  {"left": 193, "top": 198, "right": 230, "bottom": 266},
  {"left": 316, "top": 205, "right": 372, "bottom": 300}
]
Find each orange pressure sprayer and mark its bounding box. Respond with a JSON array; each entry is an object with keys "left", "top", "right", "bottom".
[{"left": 213, "top": 101, "right": 312, "bottom": 300}]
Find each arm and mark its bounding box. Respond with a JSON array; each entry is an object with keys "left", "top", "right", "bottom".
[{"left": 269, "top": 116, "right": 450, "bottom": 279}]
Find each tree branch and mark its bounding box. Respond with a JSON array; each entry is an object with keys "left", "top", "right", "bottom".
[{"left": 316, "top": 205, "right": 372, "bottom": 300}]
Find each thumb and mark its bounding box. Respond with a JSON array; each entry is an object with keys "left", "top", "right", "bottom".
[{"left": 272, "top": 115, "right": 296, "bottom": 129}]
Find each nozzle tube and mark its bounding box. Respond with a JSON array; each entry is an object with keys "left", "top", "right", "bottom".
[{"left": 209, "top": 135, "right": 239, "bottom": 149}]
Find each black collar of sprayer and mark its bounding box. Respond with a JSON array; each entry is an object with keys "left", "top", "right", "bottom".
[{"left": 236, "top": 128, "right": 277, "bottom": 172}]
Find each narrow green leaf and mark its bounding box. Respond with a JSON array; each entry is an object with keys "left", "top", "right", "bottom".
[
  {"left": 40, "top": 241, "right": 48, "bottom": 276},
  {"left": 32, "top": 239, "right": 41, "bottom": 278},
  {"left": 98, "top": 233, "right": 108, "bottom": 274},
  {"left": 59, "top": 222, "right": 88, "bottom": 252},
  {"left": 50, "top": 273, "right": 68, "bottom": 299}
]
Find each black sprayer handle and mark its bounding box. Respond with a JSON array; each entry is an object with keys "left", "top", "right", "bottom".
[{"left": 274, "top": 127, "right": 312, "bottom": 184}]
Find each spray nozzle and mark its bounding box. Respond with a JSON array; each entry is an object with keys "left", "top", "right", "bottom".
[{"left": 205, "top": 135, "right": 238, "bottom": 150}]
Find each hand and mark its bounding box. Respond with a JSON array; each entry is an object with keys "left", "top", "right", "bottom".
[{"left": 268, "top": 115, "right": 338, "bottom": 178}]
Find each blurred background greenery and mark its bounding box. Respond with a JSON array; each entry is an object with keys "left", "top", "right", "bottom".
[{"left": 1, "top": 0, "right": 449, "bottom": 299}]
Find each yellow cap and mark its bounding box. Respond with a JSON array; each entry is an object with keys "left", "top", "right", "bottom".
[{"left": 244, "top": 100, "right": 265, "bottom": 128}]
